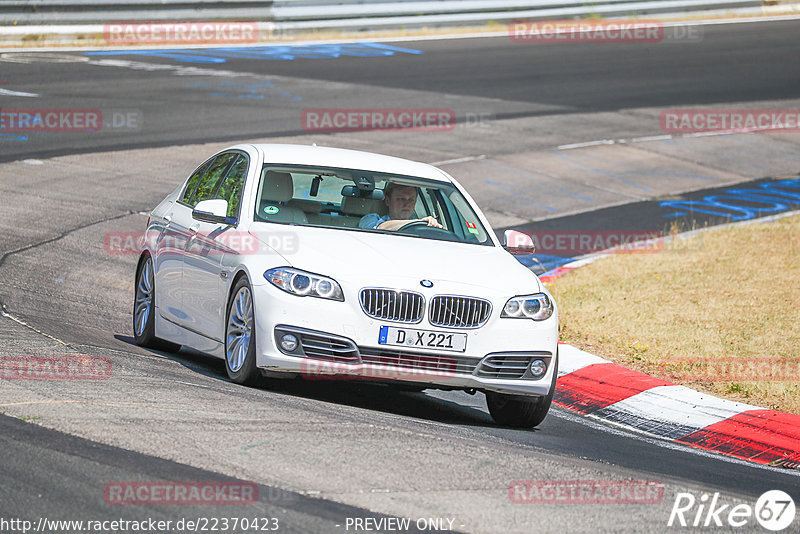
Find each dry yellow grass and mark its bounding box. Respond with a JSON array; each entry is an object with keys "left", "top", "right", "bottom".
[{"left": 550, "top": 214, "right": 800, "bottom": 414}]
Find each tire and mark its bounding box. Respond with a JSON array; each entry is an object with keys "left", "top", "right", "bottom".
[
  {"left": 224, "top": 277, "right": 261, "bottom": 386},
  {"left": 486, "top": 350, "right": 558, "bottom": 428},
  {"left": 133, "top": 254, "right": 181, "bottom": 352}
]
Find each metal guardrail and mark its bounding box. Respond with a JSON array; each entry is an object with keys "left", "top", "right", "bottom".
[
  {"left": 1, "top": 0, "right": 274, "bottom": 25},
  {"left": 273, "top": 0, "right": 749, "bottom": 20},
  {"left": 272, "top": 0, "right": 764, "bottom": 30},
  {"left": 1, "top": 0, "right": 765, "bottom": 27}
]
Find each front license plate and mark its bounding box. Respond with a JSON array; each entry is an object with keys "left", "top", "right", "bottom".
[{"left": 378, "top": 326, "right": 467, "bottom": 353}]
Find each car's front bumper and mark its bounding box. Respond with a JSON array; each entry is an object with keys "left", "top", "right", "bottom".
[{"left": 252, "top": 282, "right": 559, "bottom": 397}]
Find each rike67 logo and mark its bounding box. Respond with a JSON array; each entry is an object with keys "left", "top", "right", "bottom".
[{"left": 668, "top": 490, "right": 796, "bottom": 531}]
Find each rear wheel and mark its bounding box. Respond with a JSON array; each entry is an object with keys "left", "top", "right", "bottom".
[
  {"left": 486, "top": 351, "right": 558, "bottom": 428},
  {"left": 225, "top": 277, "right": 261, "bottom": 386},
  {"left": 133, "top": 255, "right": 181, "bottom": 352}
]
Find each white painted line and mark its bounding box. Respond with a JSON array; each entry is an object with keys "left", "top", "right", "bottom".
[
  {"left": 631, "top": 134, "right": 673, "bottom": 143},
  {"left": 85, "top": 58, "right": 271, "bottom": 81},
  {"left": 558, "top": 344, "right": 610, "bottom": 376},
  {"left": 558, "top": 130, "right": 757, "bottom": 150},
  {"left": 679, "top": 128, "right": 789, "bottom": 137},
  {"left": 429, "top": 155, "right": 486, "bottom": 166},
  {"left": 1, "top": 308, "right": 68, "bottom": 346},
  {"left": 0, "top": 52, "right": 90, "bottom": 64},
  {"left": 0, "top": 88, "right": 39, "bottom": 97},
  {"left": 562, "top": 255, "right": 608, "bottom": 269},
  {"left": 680, "top": 126, "right": 800, "bottom": 138},
  {"left": 557, "top": 139, "right": 615, "bottom": 150},
  {"left": 681, "top": 130, "right": 736, "bottom": 138},
  {"left": 556, "top": 121, "right": 800, "bottom": 151}
]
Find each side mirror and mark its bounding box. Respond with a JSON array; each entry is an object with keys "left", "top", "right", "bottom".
[
  {"left": 192, "top": 199, "right": 236, "bottom": 225},
  {"left": 503, "top": 230, "right": 535, "bottom": 255}
]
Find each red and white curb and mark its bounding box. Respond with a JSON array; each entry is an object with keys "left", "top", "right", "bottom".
[
  {"left": 554, "top": 343, "right": 800, "bottom": 469},
  {"left": 540, "top": 212, "right": 800, "bottom": 470}
]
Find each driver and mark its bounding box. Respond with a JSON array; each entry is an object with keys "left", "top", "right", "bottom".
[{"left": 359, "top": 182, "right": 443, "bottom": 231}]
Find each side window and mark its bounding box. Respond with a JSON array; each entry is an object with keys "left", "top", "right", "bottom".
[
  {"left": 184, "top": 153, "right": 237, "bottom": 208},
  {"left": 414, "top": 189, "right": 427, "bottom": 219},
  {"left": 418, "top": 187, "right": 445, "bottom": 227},
  {"left": 181, "top": 159, "right": 213, "bottom": 204},
  {"left": 445, "top": 190, "right": 487, "bottom": 243},
  {"left": 215, "top": 154, "right": 248, "bottom": 218}
]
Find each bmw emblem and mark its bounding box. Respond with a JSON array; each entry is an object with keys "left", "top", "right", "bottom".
[{"left": 420, "top": 280, "right": 433, "bottom": 288}]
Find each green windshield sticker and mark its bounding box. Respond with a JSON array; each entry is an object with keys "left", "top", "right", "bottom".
[{"left": 264, "top": 206, "right": 280, "bottom": 214}]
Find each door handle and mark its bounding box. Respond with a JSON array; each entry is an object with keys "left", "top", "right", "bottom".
[
  {"left": 157, "top": 214, "right": 173, "bottom": 241},
  {"left": 188, "top": 225, "right": 199, "bottom": 234}
]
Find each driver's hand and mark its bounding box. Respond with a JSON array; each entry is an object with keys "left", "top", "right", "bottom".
[{"left": 420, "top": 216, "right": 443, "bottom": 228}]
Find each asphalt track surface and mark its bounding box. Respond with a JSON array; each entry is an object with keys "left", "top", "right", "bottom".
[
  {"left": 0, "top": 19, "right": 799, "bottom": 161},
  {"left": 1, "top": 19, "right": 799, "bottom": 534}
]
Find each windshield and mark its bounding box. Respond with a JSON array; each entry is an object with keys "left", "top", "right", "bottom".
[{"left": 253, "top": 164, "right": 493, "bottom": 246}]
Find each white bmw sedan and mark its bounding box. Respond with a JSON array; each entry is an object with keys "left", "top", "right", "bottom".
[{"left": 134, "top": 144, "right": 558, "bottom": 427}]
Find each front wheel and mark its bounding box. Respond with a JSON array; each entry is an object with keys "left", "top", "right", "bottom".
[
  {"left": 224, "top": 277, "right": 261, "bottom": 386},
  {"left": 486, "top": 352, "right": 558, "bottom": 428},
  {"left": 133, "top": 255, "right": 181, "bottom": 352}
]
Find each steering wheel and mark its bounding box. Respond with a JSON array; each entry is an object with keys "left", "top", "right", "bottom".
[
  {"left": 398, "top": 220, "right": 430, "bottom": 231},
  {"left": 397, "top": 220, "right": 464, "bottom": 242}
]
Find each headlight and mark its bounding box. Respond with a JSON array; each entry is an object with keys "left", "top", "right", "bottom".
[
  {"left": 501, "top": 293, "right": 553, "bottom": 321},
  {"left": 264, "top": 268, "right": 344, "bottom": 301}
]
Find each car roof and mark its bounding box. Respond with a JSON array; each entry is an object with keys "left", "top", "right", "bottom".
[{"left": 247, "top": 144, "right": 452, "bottom": 183}]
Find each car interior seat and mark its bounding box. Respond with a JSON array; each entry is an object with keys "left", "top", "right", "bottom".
[
  {"left": 342, "top": 195, "right": 389, "bottom": 218},
  {"left": 258, "top": 170, "right": 308, "bottom": 224}
]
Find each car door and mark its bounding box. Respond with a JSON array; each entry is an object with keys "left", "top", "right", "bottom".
[
  {"left": 181, "top": 152, "right": 246, "bottom": 341},
  {"left": 154, "top": 158, "right": 212, "bottom": 326}
]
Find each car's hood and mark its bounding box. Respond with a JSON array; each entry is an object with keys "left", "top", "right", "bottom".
[{"left": 251, "top": 224, "right": 542, "bottom": 294}]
